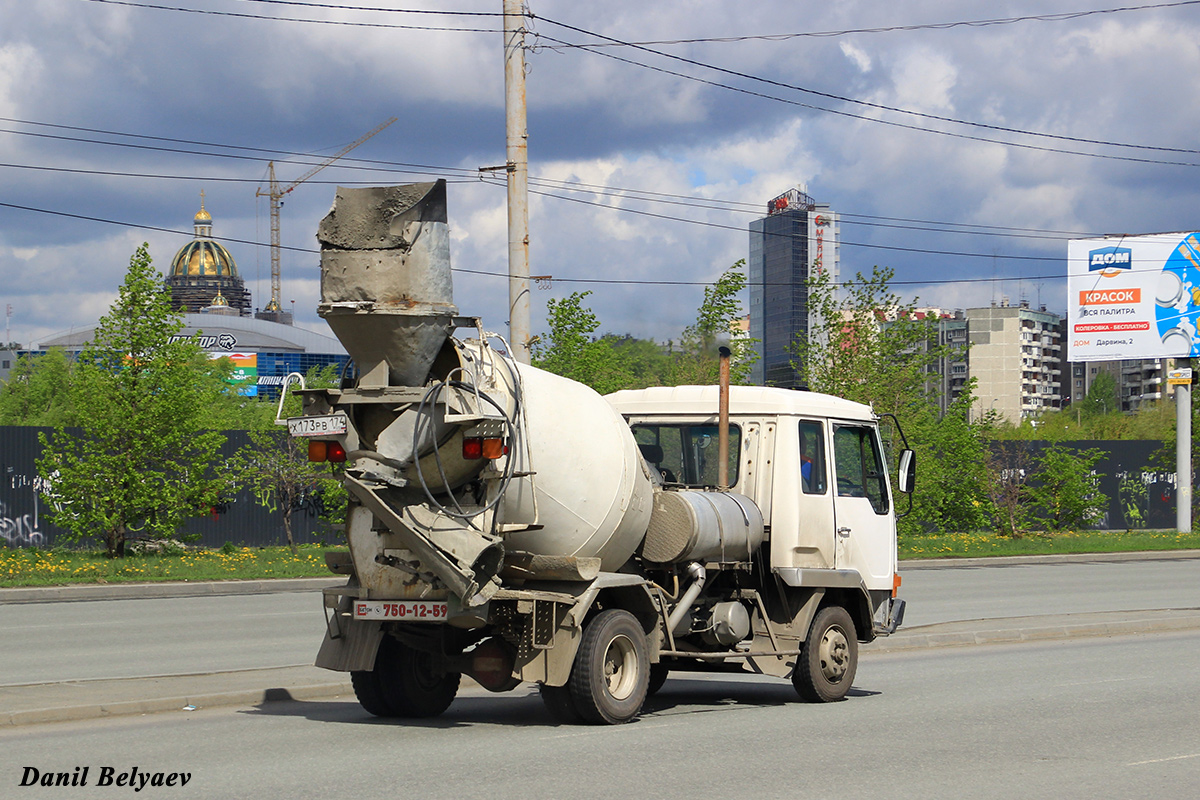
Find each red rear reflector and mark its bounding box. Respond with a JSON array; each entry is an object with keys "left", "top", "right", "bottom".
[
  {"left": 463, "top": 437, "right": 483, "bottom": 460},
  {"left": 327, "top": 441, "right": 347, "bottom": 463},
  {"left": 308, "top": 440, "right": 328, "bottom": 462},
  {"left": 481, "top": 437, "right": 504, "bottom": 459},
  {"left": 892, "top": 573, "right": 902, "bottom": 598}
]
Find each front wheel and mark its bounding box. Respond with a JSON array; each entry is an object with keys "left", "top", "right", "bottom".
[
  {"left": 792, "top": 606, "right": 858, "bottom": 703},
  {"left": 568, "top": 609, "right": 650, "bottom": 724},
  {"left": 351, "top": 635, "right": 460, "bottom": 718}
]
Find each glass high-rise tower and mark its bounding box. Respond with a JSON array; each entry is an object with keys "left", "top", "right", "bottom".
[{"left": 748, "top": 188, "right": 839, "bottom": 388}]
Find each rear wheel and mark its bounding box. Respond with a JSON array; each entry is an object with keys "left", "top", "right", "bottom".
[
  {"left": 568, "top": 610, "right": 650, "bottom": 724},
  {"left": 646, "top": 662, "right": 670, "bottom": 697},
  {"left": 792, "top": 606, "right": 858, "bottom": 703},
  {"left": 538, "top": 683, "right": 585, "bottom": 724},
  {"left": 352, "top": 635, "right": 460, "bottom": 718}
]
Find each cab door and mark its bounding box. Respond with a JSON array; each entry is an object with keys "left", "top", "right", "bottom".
[{"left": 830, "top": 422, "right": 895, "bottom": 590}]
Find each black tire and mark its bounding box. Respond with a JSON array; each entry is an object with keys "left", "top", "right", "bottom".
[
  {"left": 646, "top": 662, "right": 669, "bottom": 697},
  {"left": 793, "top": 605, "right": 858, "bottom": 703},
  {"left": 352, "top": 635, "right": 461, "bottom": 718},
  {"left": 568, "top": 609, "right": 650, "bottom": 724},
  {"left": 350, "top": 668, "right": 393, "bottom": 717},
  {"left": 538, "top": 683, "right": 585, "bottom": 724}
]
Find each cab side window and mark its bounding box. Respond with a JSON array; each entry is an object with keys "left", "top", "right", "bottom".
[
  {"left": 633, "top": 424, "right": 740, "bottom": 487},
  {"left": 832, "top": 425, "right": 889, "bottom": 515},
  {"left": 798, "top": 421, "right": 827, "bottom": 494}
]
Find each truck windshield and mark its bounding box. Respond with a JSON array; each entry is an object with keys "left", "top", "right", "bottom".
[{"left": 632, "top": 424, "right": 740, "bottom": 487}]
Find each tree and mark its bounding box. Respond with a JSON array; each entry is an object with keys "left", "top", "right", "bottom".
[
  {"left": 530, "top": 291, "right": 635, "bottom": 394},
  {"left": 983, "top": 440, "right": 1035, "bottom": 537},
  {"left": 793, "top": 265, "right": 952, "bottom": 419},
  {"left": 1078, "top": 371, "right": 1118, "bottom": 419},
  {"left": 1026, "top": 445, "right": 1108, "bottom": 530},
  {"left": 669, "top": 262, "right": 757, "bottom": 386},
  {"left": 0, "top": 348, "right": 76, "bottom": 426},
  {"left": 231, "top": 365, "right": 346, "bottom": 552},
  {"left": 37, "top": 244, "right": 235, "bottom": 557},
  {"left": 901, "top": 388, "right": 996, "bottom": 536}
]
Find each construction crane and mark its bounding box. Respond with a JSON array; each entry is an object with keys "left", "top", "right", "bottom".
[{"left": 256, "top": 117, "right": 397, "bottom": 318}]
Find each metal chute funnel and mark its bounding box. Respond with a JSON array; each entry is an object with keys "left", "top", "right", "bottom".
[{"left": 317, "top": 180, "right": 457, "bottom": 388}]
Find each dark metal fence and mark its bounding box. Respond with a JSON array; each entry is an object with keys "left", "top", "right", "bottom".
[
  {"left": 1, "top": 426, "right": 1187, "bottom": 549},
  {"left": 987, "top": 440, "right": 1178, "bottom": 530},
  {"left": 1, "top": 426, "right": 341, "bottom": 549}
]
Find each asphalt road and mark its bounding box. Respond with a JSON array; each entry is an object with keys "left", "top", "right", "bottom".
[
  {"left": 899, "top": 553, "right": 1200, "bottom": 626},
  {"left": 3, "top": 554, "right": 1199, "bottom": 686},
  {"left": 3, "top": 630, "right": 1197, "bottom": 799}
]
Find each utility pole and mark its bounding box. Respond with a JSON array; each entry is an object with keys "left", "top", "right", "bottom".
[
  {"left": 1178, "top": 357, "right": 1192, "bottom": 532},
  {"left": 504, "top": 0, "right": 531, "bottom": 362}
]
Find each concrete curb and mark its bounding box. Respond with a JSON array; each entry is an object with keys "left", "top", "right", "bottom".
[
  {"left": 862, "top": 608, "right": 1200, "bottom": 654},
  {"left": 0, "top": 577, "right": 345, "bottom": 605},
  {"left": 1, "top": 680, "right": 355, "bottom": 728},
  {"left": 900, "top": 549, "right": 1200, "bottom": 570}
]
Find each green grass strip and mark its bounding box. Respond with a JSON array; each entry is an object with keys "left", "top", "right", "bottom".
[
  {"left": 901, "top": 529, "right": 1200, "bottom": 560},
  {"left": 0, "top": 545, "right": 339, "bottom": 588}
]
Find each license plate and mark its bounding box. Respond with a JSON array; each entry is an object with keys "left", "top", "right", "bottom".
[
  {"left": 288, "top": 415, "right": 347, "bottom": 437},
  {"left": 353, "top": 600, "right": 449, "bottom": 621}
]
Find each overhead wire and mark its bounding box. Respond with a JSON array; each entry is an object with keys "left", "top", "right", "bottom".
[
  {"left": 74, "top": 0, "right": 1200, "bottom": 160},
  {"left": 0, "top": 116, "right": 1102, "bottom": 243},
  {"left": 529, "top": 27, "right": 1200, "bottom": 168},
  {"left": 80, "top": 0, "right": 502, "bottom": 32},
  {"left": 0, "top": 197, "right": 1119, "bottom": 291},
  {"left": 536, "top": 1, "right": 1200, "bottom": 47}
]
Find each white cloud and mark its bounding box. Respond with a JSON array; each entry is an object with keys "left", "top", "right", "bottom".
[{"left": 840, "top": 41, "right": 872, "bottom": 73}]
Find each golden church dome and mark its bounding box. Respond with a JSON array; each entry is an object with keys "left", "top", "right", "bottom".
[{"left": 164, "top": 192, "right": 251, "bottom": 315}]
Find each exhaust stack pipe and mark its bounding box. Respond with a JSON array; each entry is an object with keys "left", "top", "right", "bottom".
[{"left": 317, "top": 180, "right": 457, "bottom": 388}]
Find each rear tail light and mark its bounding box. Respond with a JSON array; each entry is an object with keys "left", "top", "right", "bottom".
[
  {"left": 463, "top": 437, "right": 483, "bottom": 460},
  {"left": 308, "top": 440, "right": 347, "bottom": 463},
  {"left": 463, "top": 436, "right": 505, "bottom": 460}
]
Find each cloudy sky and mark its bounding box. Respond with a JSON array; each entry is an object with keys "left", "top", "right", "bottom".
[{"left": 3, "top": 0, "right": 1200, "bottom": 349}]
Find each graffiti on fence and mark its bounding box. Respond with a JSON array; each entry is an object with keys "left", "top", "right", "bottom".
[{"left": 0, "top": 499, "right": 45, "bottom": 548}]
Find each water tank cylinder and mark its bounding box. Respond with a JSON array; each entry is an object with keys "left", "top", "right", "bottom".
[{"left": 641, "top": 491, "right": 765, "bottom": 564}]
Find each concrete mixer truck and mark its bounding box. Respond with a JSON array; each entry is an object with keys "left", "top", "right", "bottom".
[{"left": 291, "top": 180, "right": 911, "bottom": 725}]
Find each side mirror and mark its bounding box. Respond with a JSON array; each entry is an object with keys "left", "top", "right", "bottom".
[{"left": 897, "top": 449, "right": 916, "bottom": 494}]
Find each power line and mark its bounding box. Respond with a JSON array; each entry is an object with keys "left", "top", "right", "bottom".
[
  {"left": 478, "top": 177, "right": 1077, "bottom": 262},
  {"left": 0, "top": 153, "right": 1099, "bottom": 247},
  {"left": 239, "top": 0, "right": 500, "bottom": 15},
  {"left": 0, "top": 154, "right": 1093, "bottom": 246},
  {"left": 1, "top": 116, "right": 1104, "bottom": 242},
  {"left": 531, "top": 19, "right": 1200, "bottom": 162},
  {"left": 2, "top": 198, "right": 1073, "bottom": 288},
  {"left": 537, "top": 2, "right": 1200, "bottom": 48},
  {"left": 0, "top": 123, "right": 481, "bottom": 179},
  {"left": 81, "top": 0, "right": 502, "bottom": 32},
  {"left": 515, "top": 176, "right": 1096, "bottom": 243},
  {"left": 75, "top": 0, "right": 1200, "bottom": 160}
]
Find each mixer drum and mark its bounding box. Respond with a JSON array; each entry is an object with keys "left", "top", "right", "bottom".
[{"left": 500, "top": 362, "right": 654, "bottom": 571}]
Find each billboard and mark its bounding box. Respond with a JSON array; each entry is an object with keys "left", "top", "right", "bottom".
[
  {"left": 1067, "top": 233, "right": 1200, "bottom": 361},
  {"left": 210, "top": 351, "right": 258, "bottom": 396}
]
